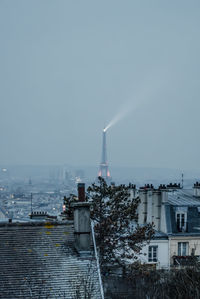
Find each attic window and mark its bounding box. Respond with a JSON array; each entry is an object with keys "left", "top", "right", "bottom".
[
  {"left": 197, "top": 207, "right": 200, "bottom": 213},
  {"left": 176, "top": 212, "right": 187, "bottom": 232}
]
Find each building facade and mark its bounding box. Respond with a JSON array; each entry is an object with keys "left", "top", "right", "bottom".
[{"left": 137, "top": 183, "right": 200, "bottom": 268}]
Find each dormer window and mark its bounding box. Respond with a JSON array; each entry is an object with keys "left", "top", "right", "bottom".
[{"left": 176, "top": 212, "right": 187, "bottom": 232}]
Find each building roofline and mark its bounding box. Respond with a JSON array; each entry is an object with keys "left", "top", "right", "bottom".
[
  {"left": 0, "top": 219, "right": 73, "bottom": 227},
  {"left": 168, "top": 233, "right": 200, "bottom": 237}
]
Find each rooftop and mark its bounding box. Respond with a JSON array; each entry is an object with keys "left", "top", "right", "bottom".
[
  {"left": 0, "top": 221, "right": 101, "bottom": 298},
  {"left": 167, "top": 189, "right": 200, "bottom": 206}
]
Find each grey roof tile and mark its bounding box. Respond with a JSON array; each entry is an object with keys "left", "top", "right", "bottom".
[
  {"left": 167, "top": 189, "right": 200, "bottom": 206},
  {"left": 153, "top": 230, "right": 168, "bottom": 239},
  {"left": 0, "top": 222, "right": 101, "bottom": 298}
]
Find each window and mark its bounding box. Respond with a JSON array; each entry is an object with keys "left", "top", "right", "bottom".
[
  {"left": 176, "top": 213, "right": 186, "bottom": 231},
  {"left": 178, "top": 242, "right": 189, "bottom": 256},
  {"left": 148, "top": 246, "right": 158, "bottom": 262}
]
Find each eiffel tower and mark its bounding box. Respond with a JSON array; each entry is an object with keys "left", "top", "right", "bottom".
[{"left": 98, "top": 128, "right": 111, "bottom": 180}]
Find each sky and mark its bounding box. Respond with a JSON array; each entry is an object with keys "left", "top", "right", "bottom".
[{"left": 0, "top": 0, "right": 200, "bottom": 171}]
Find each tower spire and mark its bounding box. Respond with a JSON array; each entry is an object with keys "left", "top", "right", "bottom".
[{"left": 98, "top": 128, "right": 111, "bottom": 180}]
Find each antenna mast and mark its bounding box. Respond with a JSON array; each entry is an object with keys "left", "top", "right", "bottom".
[
  {"left": 181, "top": 173, "right": 184, "bottom": 189},
  {"left": 31, "top": 193, "right": 33, "bottom": 215}
]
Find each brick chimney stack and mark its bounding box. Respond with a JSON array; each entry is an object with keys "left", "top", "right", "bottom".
[{"left": 78, "top": 183, "right": 85, "bottom": 202}]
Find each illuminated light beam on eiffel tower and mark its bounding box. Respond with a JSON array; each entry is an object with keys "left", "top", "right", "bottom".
[{"left": 98, "top": 128, "right": 111, "bottom": 180}]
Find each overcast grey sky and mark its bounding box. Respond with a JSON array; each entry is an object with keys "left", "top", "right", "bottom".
[{"left": 0, "top": 0, "right": 200, "bottom": 170}]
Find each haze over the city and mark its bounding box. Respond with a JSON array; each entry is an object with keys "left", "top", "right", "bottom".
[{"left": 1, "top": 0, "right": 200, "bottom": 172}]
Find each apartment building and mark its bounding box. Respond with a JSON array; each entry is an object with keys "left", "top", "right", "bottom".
[{"left": 138, "top": 183, "right": 200, "bottom": 268}]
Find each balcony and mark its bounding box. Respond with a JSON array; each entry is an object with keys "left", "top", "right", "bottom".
[{"left": 173, "top": 255, "right": 200, "bottom": 266}]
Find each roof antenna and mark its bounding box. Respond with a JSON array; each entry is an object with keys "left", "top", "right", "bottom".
[
  {"left": 31, "top": 193, "right": 33, "bottom": 216},
  {"left": 181, "top": 173, "right": 184, "bottom": 189}
]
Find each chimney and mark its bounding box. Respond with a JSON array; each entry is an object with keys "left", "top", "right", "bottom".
[
  {"left": 193, "top": 182, "right": 200, "bottom": 197},
  {"left": 160, "top": 187, "right": 168, "bottom": 233},
  {"left": 78, "top": 183, "right": 85, "bottom": 202},
  {"left": 138, "top": 188, "right": 148, "bottom": 225},
  {"left": 161, "top": 189, "right": 168, "bottom": 203},
  {"left": 152, "top": 190, "right": 162, "bottom": 230},
  {"left": 73, "top": 183, "right": 91, "bottom": 254},
  {"left": 147, "top": 189, "right": 153, "bottom": 223}
]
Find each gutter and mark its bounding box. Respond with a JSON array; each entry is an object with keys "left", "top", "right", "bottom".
[{"left": 168, "top": 236, "right": 171, "bottom": 269}]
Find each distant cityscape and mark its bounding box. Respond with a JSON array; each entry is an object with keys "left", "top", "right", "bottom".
[
  {"left": 1, "top": 164, "right": 200, "bottom": 222},
  {"left": 0, "top": 166, "right": 84, "bottom": 221}
]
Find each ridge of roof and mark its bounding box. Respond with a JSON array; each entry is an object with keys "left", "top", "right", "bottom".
[{"left": 0, "top": 219, "right": 73, "bottom": 227}]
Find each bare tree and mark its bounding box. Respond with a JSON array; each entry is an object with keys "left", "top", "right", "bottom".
[
  {"left": 70, "top": 261, "right": 98, "bottom": 299},
  {"left": 126, "top": 259, "right": 200, "bottom": 299}
]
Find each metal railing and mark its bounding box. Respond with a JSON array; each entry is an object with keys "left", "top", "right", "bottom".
[
  {"left": 173, "top": 255, "right": 200, "bottom": 266},
  {"left": 91, "top": 220, "right": 104, "bottom": 299}
]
